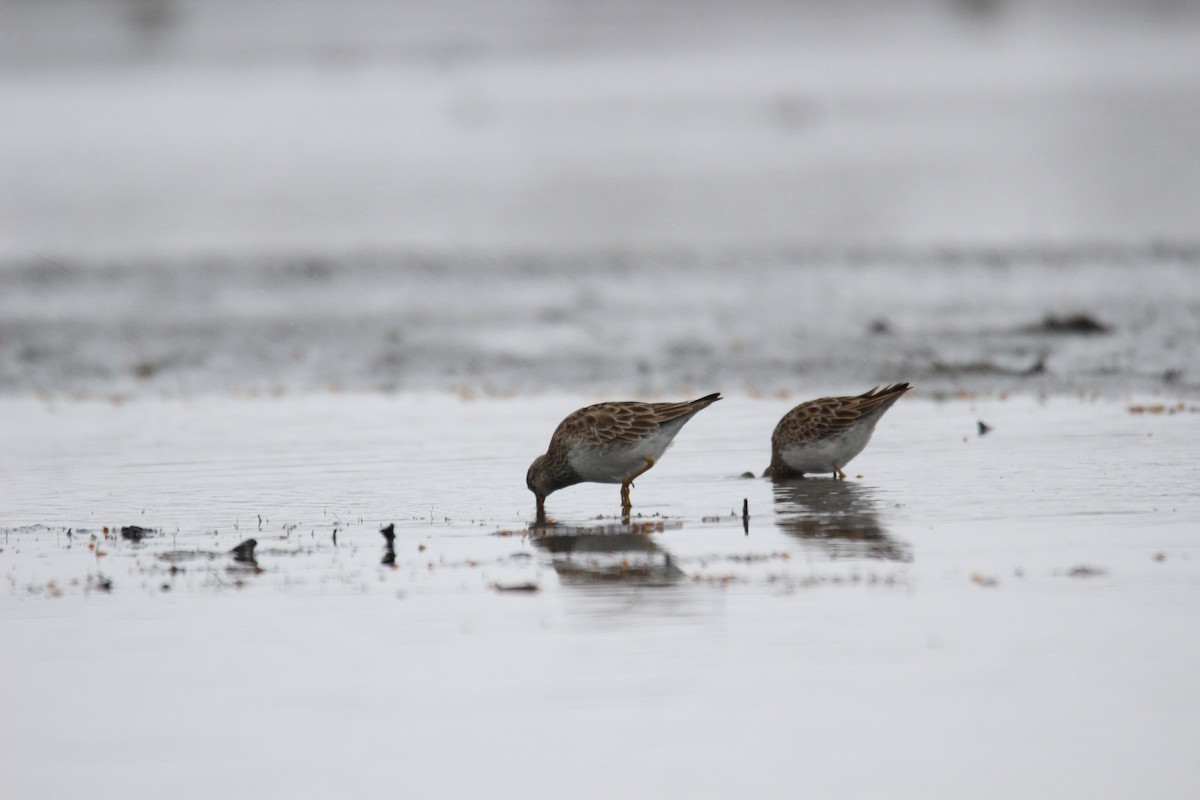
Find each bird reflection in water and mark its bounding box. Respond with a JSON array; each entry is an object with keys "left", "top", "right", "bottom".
[
  {"left": 529, "top": 520, "right": 685, "bottom": 587},
  {"left": 771, "top": 480, "right": 910, "bottom": 562}
]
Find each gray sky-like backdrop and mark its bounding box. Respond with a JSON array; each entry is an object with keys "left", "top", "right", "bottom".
[{"left": 3, "top": 0, "right": 1199, "bottom": 260}]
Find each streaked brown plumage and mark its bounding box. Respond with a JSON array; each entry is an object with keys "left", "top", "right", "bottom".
[
  {"left": 765, "top": 383, "right": 911, "bottom": 479},
  {"left": 527, "top": 393, "right": 722, "bottom": 519}
]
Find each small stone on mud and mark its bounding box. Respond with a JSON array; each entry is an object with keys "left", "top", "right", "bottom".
[
  {"left": 491, "top": 581, "right": 539, "bottom": 593},
  {"left": 1025, "top": 313, "right": 1111, "bottom": 335},
  {"left": 120, "top": 525, "right": 156, "bottom": 542},
  {"left": 229, "top": 538, "right": 258, "bottom": 563}
]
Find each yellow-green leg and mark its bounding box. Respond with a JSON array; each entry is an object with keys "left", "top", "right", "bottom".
[{"left": 620, "top": 456, "right": 656, "bottom": 509}]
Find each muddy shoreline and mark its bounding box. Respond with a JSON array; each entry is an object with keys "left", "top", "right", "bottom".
[{"left": 4, "top": 251, "right": 1198, "bottom": 400}]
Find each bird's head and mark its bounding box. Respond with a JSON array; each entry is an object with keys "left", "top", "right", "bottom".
[{"left": 526, "top": 454, "right": 548, "bottom": 496}]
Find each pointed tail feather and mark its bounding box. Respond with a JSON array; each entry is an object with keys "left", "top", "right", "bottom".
[
  {"left": 858, "top": 383, "right": 911, "bottom": 413},
  {"left": 653, "top": 392, "right": 723, "bottom": 423}
]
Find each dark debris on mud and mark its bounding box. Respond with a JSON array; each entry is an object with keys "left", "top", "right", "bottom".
[{"left": 1021, "top": 314, "right": 1112, "bottom": 336}]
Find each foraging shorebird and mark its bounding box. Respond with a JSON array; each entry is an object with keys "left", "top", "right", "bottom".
[
  {"left": 526, "top": 393, "right": 722, "bottom": 519},
  {"left": 764, "top": 384, "right": 910, "bottom": 479}
]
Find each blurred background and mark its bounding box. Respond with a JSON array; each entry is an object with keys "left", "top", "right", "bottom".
[{"left": 2, "top": 0, "right": 1199, "bottom": 397}]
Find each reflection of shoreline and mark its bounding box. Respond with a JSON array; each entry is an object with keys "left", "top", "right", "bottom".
[
  {"left": 530, "top": 524, "right": 685, "bottom": 587},
  {"left": 771, "top": 480, "right": 910, "bottom": 562}
]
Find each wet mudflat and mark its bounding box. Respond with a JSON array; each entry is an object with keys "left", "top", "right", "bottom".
[
  {"left": 2, "top": 392, "right": 1198, "bottom": 798},
  {"left": 4, "top": 251, "right": 1199, "bottom": 400}
]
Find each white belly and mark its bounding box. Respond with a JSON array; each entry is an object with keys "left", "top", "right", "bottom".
[
  {"left": 567, "top": 427, "right": 679, "bottom": 483},
  {"left": 780, "top": 422, "right": 876, "bottom": 475}
]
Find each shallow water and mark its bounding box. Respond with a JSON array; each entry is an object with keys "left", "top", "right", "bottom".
[{"left": 3, "top": 393, "right": 1198, "bottom": 798}]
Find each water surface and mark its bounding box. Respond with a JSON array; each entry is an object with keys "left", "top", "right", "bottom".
[{"left": 3, "top": 393, "right": 1198, "bottom": 798}]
